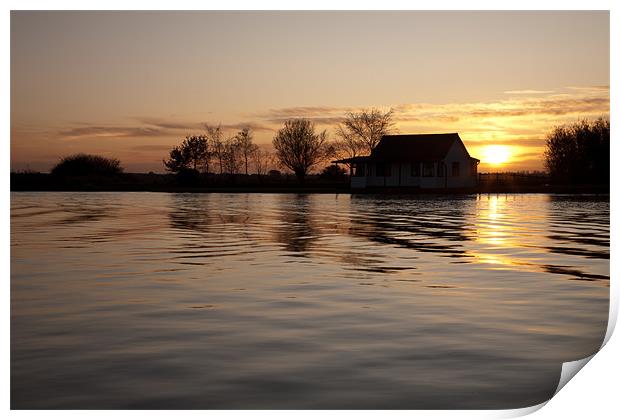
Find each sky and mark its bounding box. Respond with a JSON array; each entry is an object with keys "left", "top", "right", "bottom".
[{"left": 11, "top": 11, "right": 610, "bottom": 173}]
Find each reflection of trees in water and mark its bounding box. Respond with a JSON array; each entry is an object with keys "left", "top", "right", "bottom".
[
  {"left": 348, "top": 195, "right": 476, "bottom": 258},
  {"left": 167, "top": 194, "right": 263, "bottom": 265},
  {"left": 48, "top": 195, "right": 121, "bottom": 247},
  {"left": 57, "top": 195, "right": 116, "bottom": 225},
  {"left": 163, "top": 193, "right": 609, "bottom": 283},
  {"left": 273, "top": 194, "right": 317, "bottom": 256},
  {"left": 168, "top": 194, "right": 254, "bottom": 233},
  {"left": 168, "top": 194, "right": 213, "bottom": 233},
  {"left": 544, "top": 195, "right": 609, "bottom": 260}
]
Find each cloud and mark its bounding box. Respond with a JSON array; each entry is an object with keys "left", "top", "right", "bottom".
[
  {"left": 504, "top": 89, "right": 555, "bottom": 95},
  {"left": 59, "top": 118, "right": 276, "bottom": 140},
  {"left": 258, "top": 106, "right": 350, "bottom": 118},
  {"left": 218, "top": 121, "right": 275, "bottom": 132},
  {"left": 59, "top": 126, "right": 168, "bottom": 138},
  {"left": 137, "top": 117, "right": 276, "bottom": 133},
  {"left": 462, "top": 136, "right": 545, "bottom": 147},
  {"left": 393, "top": 92, "right": 609, "bottom": 122},
  {"left": 254, "top": 105, "right": 408, "bottom": 126},
  {"left": 135, "top": 117, "right": 203, "bottom": 130},
  {"left": 254, "top": 106, "right": 349, "bottom": 125},
  {"left": 565, "top": 85, "right": 609, "bottom": 92}
]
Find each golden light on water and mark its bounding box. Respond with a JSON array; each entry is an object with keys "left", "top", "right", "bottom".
[{"left": 481, "top": 145, "right": 512, "bottom": 165}]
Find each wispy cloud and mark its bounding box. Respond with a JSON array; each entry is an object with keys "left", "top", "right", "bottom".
[
  {"left": 254, "top": 106, "right": 353, "bottom": 125},
  {"left": 504, "top": 89, "right": 555, "bottom": 95},
  {"left": 59, "top": 126, "right": 168, "bottom": 139},
  {"left": 393, "top": 93, "right": 609, "bottom": 122},
  {"left": 218, "top": 121, "right": 275, "bottom": 133},
  {"left": 59, "top": 118, "right": 275, "bottom": 140},
  {"left": 135, "top": 117, "right": 203, "bottom": 130},
  {"left": 565, "top": 85, "right": 609, "bottom": 92}
]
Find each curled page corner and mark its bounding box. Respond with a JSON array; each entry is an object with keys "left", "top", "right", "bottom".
[
  {"left": 554, "top": 354, "right": 595, "bottom": 396},
  {"left": 516, "top": 290, "right": 617, "bottom": 416},
  {"left": 499, "top": 401, "right": 548, "bottom": 418},
  {"left": 504, "top": 349, "right": 603, "bottom": 418},
  {"left": 602, "top": 283, "right": 618, "bottom": 347},
  {"left": 502, "top": 354, "right": 598, "bottom": 418}
]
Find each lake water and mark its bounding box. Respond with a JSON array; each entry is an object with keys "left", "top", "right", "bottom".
[{"left": 11, "top": 192, "right": 609, "bottom": 409}]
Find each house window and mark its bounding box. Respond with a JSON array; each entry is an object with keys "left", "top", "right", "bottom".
[
  {"left": 422, "top": 162, "right": 434, "bottom": 177},
  {"left": 452, "top": 162, "right": 460, "bottom": 177},
  {"left": 437, "top": 163, "right": 445, "bottom": 177},
  {"left": 411, "top": 162, "right": 420, "bottom": 177}
]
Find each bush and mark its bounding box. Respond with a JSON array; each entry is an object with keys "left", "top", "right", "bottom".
[
  {"left": 51, "top": 154, "right": 123, "bottom": 177},
  {"left": 320, "top": 164, "right": 347, "bottom": 181},
  {"left": 544, "top": 118, "right": 609, "bottom": 184}
]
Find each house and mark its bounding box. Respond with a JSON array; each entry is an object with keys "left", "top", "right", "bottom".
[{"left": 333, "top": 133, "right": 479, "bottom": 189}]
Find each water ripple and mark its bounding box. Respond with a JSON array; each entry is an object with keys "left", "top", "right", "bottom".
[{"left": 11, "top": 192, "right": 609, "bottom": 409}]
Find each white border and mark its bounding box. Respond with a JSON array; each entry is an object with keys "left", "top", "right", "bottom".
[{"left": 4, "top": 1, "right": 617, "bottom": 419}]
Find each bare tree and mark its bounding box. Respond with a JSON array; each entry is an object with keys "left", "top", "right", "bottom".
[
  {"left": 234, "top": 128, "right": 259, "bottom": 175},
  {"left": 222, "top": 136, "right": 242, "bottom": 175},
  {"left": 333, "top": 126, "right": 366, "bottom": 163},
  {"left": 252, "top": 147, "right": 276, "bottom": 177},
  {"left": 336, "top": 108, "right": 395, "bottom": 156},
  {"left": 205, "top": 123, "right": 224, "bottom": 174},
  {"left": 272, "top": 119, "right": 331, "bottom": 184}
]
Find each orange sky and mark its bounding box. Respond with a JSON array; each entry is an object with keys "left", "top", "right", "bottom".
[{"left": 11, "top": 11, "right": 610, "bottom": 173}]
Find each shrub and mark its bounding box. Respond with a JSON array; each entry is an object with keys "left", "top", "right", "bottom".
[
  {"left": 51, "top": 154, "right": 123, "bottom": 176},
  {"left": 320, "top": 164, "right": 347, "bottom": 180},
  {"left": 544, "top": 118, "right": 609, "bottom": 184}
]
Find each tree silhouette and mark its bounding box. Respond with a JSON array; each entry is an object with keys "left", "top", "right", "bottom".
[
  {"left": 235, "top": 128, "right": 258, "bottom": 175},
  {"left": 320, "top": 164, "right": 347, "bottom": 181},
  {"left": 251, "top": 148, "right": 275, "bottom": 178},
  {"left": 222, "top": 136, "right": 242, "bottom": 175},
  {"left": 205, "top": 123, "right": 225, "bottom": 174},
  {"left": 272, "top": 119, "right": 331, "bottom": 184},
  {"left": 335, "top": 108, "right": 395, "bottom": 160},
  {"left": 544, "top": 118, "right": 609, "bottom": 184},
  {"left": 51, "top": 154, "right": 122, "bottom": 176},
  {"left": 163, "top": 135, "right": 209, "bottom": 173}
]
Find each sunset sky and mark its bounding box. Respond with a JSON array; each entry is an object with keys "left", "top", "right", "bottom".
[{"left": 11, "top": 11, "right": 609, "bottom": 173}]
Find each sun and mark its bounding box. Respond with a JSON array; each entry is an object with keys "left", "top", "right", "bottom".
[{"left": 481, "top": 145, "right": 511, "bottom": 166}]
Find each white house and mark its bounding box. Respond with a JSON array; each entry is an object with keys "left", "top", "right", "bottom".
[{"left": 334, "top": 133, "right": 479, "bottom": 190}]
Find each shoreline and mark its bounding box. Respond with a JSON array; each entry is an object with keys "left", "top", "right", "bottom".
[
  {"left": 10, "top": 172, "right": 609, "bottom": 195},
  {"left": 10, "top": 185, "right": 610, "bottom": 195}
]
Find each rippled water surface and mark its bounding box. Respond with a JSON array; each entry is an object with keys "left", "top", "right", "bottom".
[{"left": 11, "top": 192, "right": 609, "bottom": 409}]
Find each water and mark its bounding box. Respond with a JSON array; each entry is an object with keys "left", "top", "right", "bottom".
[{"left": 11, "top": 192, "right": 609, "bottom": 409}]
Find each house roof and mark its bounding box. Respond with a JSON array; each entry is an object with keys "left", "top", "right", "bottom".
[
  {"left": 371, "top": 133, "right": 465, "bottom": 161},
  {"left": 332, "top": 133, "right": 480, "bottom": 164}
]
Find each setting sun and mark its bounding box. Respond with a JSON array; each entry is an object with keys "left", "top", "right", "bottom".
[{"left": 481, "top": 145, "right": 512, "bottom": 165}]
